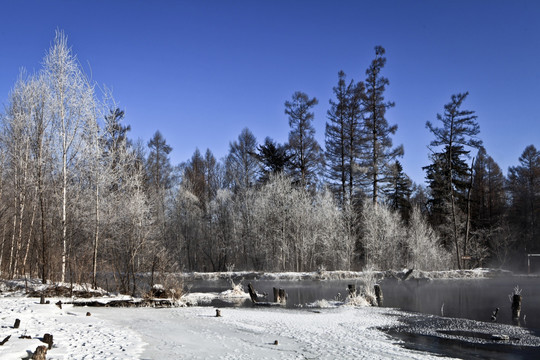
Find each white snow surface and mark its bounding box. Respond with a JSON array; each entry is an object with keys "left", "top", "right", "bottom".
[
  {"left": 0, "top": 296, "right": 144, "bottom": 359},
  {"left": 0, "top": 294, "right": 456, "bottom": 359}
]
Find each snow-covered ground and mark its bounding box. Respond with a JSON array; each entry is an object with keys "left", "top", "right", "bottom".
[
  {"left": 2, "top": 271, "right": 536, "bottom": 359},
  {"left": 0, "top": 295, "right": 144, "bottom": 359},
  {"left": 0, "top": 295, "right": 453, "bottom": 360},
  {"left": 0, "top": 277, "right": 456, "bottom": 360}
]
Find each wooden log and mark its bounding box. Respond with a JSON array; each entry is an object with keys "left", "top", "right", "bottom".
[
  {"left": 42, "top": 333, "right": 53, "bottom": 350},
  {"left": 247, "top": 283, "right": 259, "bottom": 303},
  {"left": 348, "top": 284, "right": 356, "bottom": 297},
  {"left": 512, "top": 294, "right": 522, "bottom": 323},
  {"left": 253, "top": 301, "right": 282, "bottom": 307},
  {"left": 374, "top": 284, "right": 383, "bottom": 307},
  {"left": 402, "top": 268, "right": 414, "bottom": 280},
  {"left": 14, "top": 318, "right": 20, "bottom": 328},
  {"left": 32, "top": 345, "right": 47, "bottom": 360},
  {"left": 0, "top": 335, "right": 11, "bottom": 345}
]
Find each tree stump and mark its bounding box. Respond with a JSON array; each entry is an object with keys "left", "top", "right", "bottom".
[
  {"left": 42, "top": 333, "right": 53, "bottom": 350},
  {"left": 40, "top": 294, "right": 46, "bottom": 305},
  {"left": 374, "top": 284, "right": 383, "bottom": 307},
  {"left": 14, "top": 319, "right": 20, "bottom": 328},
  {"left": 32, "top": 345, "right": 47, "bottom": 360},
  {"left": 273, "top": 287, "right": 279, "bottom": 302},
  {"left": 278, "top": 288, "right": 286, "bottom": 304},
  {"left": 512, "top": 294, "right": 522, "bottom": 324},
  {"left": 215, "top": 309, "right": 221, "bottom": 317},
  {"left": 55, "top": 300, "right": 62, "bottom": 309},
  {"left": 491, "top": 307, "right": 499, "bottom": 322},
  {"left": 247, "top": 283, "right": 259, "bottom": 303}
]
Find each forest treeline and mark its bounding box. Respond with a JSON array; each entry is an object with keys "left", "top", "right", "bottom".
[{"left": 1, "top": 32, "right": 538, "bottom": 292}]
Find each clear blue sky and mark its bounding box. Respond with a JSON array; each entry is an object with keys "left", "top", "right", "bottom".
[{"left": 1, "top": 0, "right": 539, "bottom": 184}]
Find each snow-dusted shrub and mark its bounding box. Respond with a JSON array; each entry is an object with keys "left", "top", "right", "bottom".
[
  {"left": 310, "top": 189, "right": 354, "bottom": 270},
  {"left": 360, "top": 202, "right": 405, "bottom": 270},
  {"left": 357, "top": 267, "right": 379, "bottom": 303},
  {"left": 404, "top": 206, "right": 451, "bottom": 270},
  {"left": 344, "top": 294, "right": 370, "bottom": 307},
  {"left": 241, "top": 174, "right": 349, "bottom": 272}
]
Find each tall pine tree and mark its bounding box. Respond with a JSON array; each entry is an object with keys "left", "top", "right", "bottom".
[
  {"left": 425, "top": 92, "right": 482, "bottom": 269},
  {"left": 360, "top": 46, "right": 403, "bottom": 204},
  {"left": 285, "top": 91, "right": 323, "bottom": 189},
  {"left": 255, "top": 137, "right": 291, "bottom": 184},
  {"left": 507, "top": 145, "right": 540, "bottom": 253},
  {"left": 325, "top": 71, "right": 364, "bottom": 205}
]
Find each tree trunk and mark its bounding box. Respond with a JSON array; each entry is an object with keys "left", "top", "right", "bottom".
[
  {"left": 0, "top": 227, "right": 6, "bottom": 275},
  {"left": 92, "top": 175, "right": 99, "bottom": 289},
  {"left": 61, "top": 144, "right": 67, "bottom": 282},
  {"left": 9, "top": 196, "right": 17, "bottom": 278},
  {"left": 22, "top": 201, "right": 37, "bottom": 275},
  {"left": 463, "top": 158, "right": 475, "bottom": 268}
]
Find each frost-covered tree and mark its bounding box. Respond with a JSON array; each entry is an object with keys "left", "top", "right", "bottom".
[
  {"left": 311, "top": 189, "right": 355, "bottom": 270},
  {"left": 360, "top": 202, "right": 404, "bottom": 270},
  {"left": 206, "top": 189, "right": 236, "bottom": 271},
  {"left": 43, "top": 30, "right": 97, "bottom": 282},
  {"left": 1, "top": 74, "right": 44, "bottom": 278},
  {"left": 405, "top": 207, "right": 451, "bottom": 270}
]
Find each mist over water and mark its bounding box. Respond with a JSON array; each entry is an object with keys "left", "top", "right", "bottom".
[{"left": 381, "top": 276, "right": 540, "bottom": 329}]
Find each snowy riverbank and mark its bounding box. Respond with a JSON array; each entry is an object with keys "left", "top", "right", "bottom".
[
  {"left": 0, "top": 294, "right": 455, "bottom": 359},
  {"left": 179, "top": 267, "right": 514, "bottom": 282},
  {"left": 2, "top": 271, "right": 539, "bottom": 359}
]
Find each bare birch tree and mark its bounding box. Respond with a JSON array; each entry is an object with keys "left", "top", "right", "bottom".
[{"left": 43, "top": 30, "right": 97, "bottom": 282}]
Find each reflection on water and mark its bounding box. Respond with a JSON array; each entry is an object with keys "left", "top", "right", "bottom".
[
  {"left": 386, "top": 328, "right": 540, "bottom": 360},
  {"left": 188, "top": 276, "right": 540, "bottom": 330},
  {"left": 381, "top": 276, "right": 540, "bottom": 330}
]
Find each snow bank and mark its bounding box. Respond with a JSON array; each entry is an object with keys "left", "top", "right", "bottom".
[
  {"left": 0, "top": 292, "right": 456, "bottom": 359},
  {"left": 180, "top": 285, "right": 251, "bottom": 306},
  {"left": 179, "top": 268, "right": 513, "bottom": 283}
]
